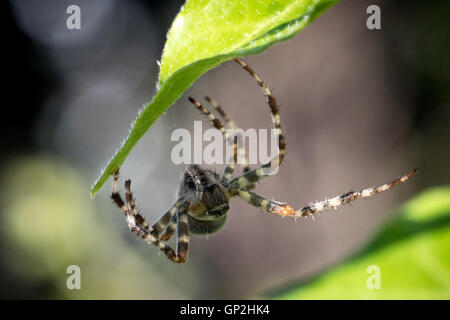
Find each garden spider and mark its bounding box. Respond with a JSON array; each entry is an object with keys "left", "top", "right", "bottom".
[{"left": 111, "top": 58, "right": 417, "bottom": 263}]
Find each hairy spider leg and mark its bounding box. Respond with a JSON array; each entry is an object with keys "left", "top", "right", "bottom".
[
  {"left": 236, "top": 169, "right": 418, "bottom": 218},
  {"left": 188, "top": 97, "right": 238, "bottom": 181},
  {"left": 228, "top": 58, "right": 287, "bottom": 189},
  {"left": 112, "top": 170, "right": 154, "bottom": 233},
  {"left": 111, "top": 171, "right": 189, "bottom": 263},
  {"left": 176, "top": 209, "right": 190, "bottom": 262},
  {"left": 204, "top": 96, "right": 250, "bottom": 174},
  {"left": 187, "top": 165, "right": 205, "bottom": 199},
  {"left": 159, "top": 213, "right": 178, "bottom": 241},
  {"left": 150, "top": 201, "right": 180, "bottom": 240},
  {"left": 113, "top": 169, "right": 181, "bottom": 240},
  {"left": 126, "top": 179, "right": 190, "bottom": 263},
  {"left": 234, "top": 58, "right": 286, "bottom": 166}
]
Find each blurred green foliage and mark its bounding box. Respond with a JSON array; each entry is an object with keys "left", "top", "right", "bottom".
[{"left": 274, "top": 187, "right": 450, "bottom": 299}]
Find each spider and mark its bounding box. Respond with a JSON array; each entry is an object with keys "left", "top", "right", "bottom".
[{"left": 111, "top": 58, "right": 417, "bottom": 263}]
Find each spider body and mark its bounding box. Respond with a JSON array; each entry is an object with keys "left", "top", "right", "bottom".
[
  {"left": 111, "top": 58, "right": 417, "bottom": 263},
  {"left": 180, "top": 165, "right": 230, "bottom": 234}
]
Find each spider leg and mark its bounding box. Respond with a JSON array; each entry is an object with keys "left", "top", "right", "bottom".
[
  {"left": 112, "top": 171, "right": 188, "bottom": 263},
  {"left": 176, "top": 209, "right": 190, "bottom": 262},
  {"left": 205, "top": 96, "right": 250, "bottom": 174},
  {"left": 125, "top": 180, "right": 189, "bottom": 263},
  {"left": 222, "top": 136, "right": 239, "bottom": 181},
  {"left": 235, "top": 169, "right": 418, "bottom": 218},
  {"left": 227, "top": 59, "right": 286, "bottom": 188},
  {"left": 186, "top": 165, "right": 205, "bottom": 199},
  {"left": 234, "top": 58, "right": 286, "bottom": 167},
  {"left": 111, "top": 170, "right": 153, "bottom": 232},
  {"left": 159, "top": 213, "right": 178, "bottom": 241},
  {"left": 111, "top": 170, "right": 127, "bottom": 212},
  {"left": 188, "top": 97, "right": 238, "bottom": 181},
  {"left": 229, "top": 162, "right": 274, "bottom": 189},
  {"left": 149, "top": 201, "right": 180, "bottom": 240}
]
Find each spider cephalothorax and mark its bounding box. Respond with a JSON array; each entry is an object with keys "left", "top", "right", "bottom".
[{"left": 111, "top": 58, "right": 417, "bottom": 263}]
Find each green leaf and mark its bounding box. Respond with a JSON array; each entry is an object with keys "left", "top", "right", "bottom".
[
  {"left": 90, "top": 0, "right": 339, "bottom": 198},
  {"left": 273, "top": 187, "right": 450, "bottom": 299}
]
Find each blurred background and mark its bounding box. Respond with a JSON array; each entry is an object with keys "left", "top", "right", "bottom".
[{"left": 1, "top": 0, "right": 449, "bottom": 299}]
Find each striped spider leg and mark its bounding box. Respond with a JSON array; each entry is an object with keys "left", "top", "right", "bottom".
[
  {"left": 111, "top": 170, "right": 190, "bottom": 263},
  {"left": 226, "top": 58, "right": 417, "bottom": 218},
  {"left": 188, "top": 97, "right": 239, "bottom": 182},
  {"left": 233, "top": 169, "right": 418, "bottom": 218},
  {"left": 204, "top": 96, "right": 251, "bottom": 174}
]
